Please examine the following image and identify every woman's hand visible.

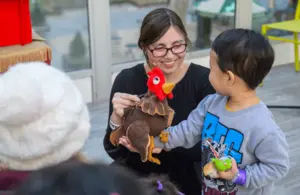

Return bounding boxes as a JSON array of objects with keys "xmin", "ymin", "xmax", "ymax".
[
  {"xmin": 119, "ymin": 136, "xmax": 138, "ymax": 152},
  {"xmin": 119, "ymin": 136, "xmax": 163, "ymax": 154},
  {"xmin": 110, "ymin": 92, "xmax": 140, "ymax": 124}
]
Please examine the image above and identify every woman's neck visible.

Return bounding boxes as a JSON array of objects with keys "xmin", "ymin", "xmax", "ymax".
[{"xmin": 164, "ymin": 71, "xmax": 180, "ymax": 83}]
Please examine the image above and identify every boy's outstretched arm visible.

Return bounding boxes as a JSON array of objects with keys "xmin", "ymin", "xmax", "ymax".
[
  {"xmin": 242, "ymin": 129, "xmax": 289, "ymax": 188},
  {"xmin": 154, "ymin": 94, "xmax": 214, "ymax": 150}
]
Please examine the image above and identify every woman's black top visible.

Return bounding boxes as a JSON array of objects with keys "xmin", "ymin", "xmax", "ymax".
[{"xmin": 103, "ymin": 63, "xmax": 215, "ymax": 195}]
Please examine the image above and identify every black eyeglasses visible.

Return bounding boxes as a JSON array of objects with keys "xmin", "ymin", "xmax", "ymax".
[{"xmin": 148, "ymin": 44, "xmax": 187, "ymax": 57}]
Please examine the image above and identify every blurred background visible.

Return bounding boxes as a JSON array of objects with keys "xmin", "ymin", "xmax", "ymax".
[
  {"xmin": 29, "ymin": 0, "xmax": 296, "ymax": 69},
  {"xmin": 29, "ymin": 0, "xmax": 298, "ymax": 103}
]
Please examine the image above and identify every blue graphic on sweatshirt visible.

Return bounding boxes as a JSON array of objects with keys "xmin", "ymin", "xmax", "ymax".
[
  {"xmin": 201, "ymin": 112, "xmax": 244, "ymax": 193},
  {"xmin": 203, "ymin": 112, "xmax": 244, "ymax": 163}
]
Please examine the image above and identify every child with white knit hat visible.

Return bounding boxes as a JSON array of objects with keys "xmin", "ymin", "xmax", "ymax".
[{"xmin": 0, "ymin": 61, "xmax": 91, "ymax": 190}]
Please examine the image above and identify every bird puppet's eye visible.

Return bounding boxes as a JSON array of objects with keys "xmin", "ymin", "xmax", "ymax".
[{"xmin": 153, "ymin": 76, "xmax": 160, "ymax": 85}]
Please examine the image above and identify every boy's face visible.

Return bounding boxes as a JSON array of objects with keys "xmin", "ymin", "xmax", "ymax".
[{"xmin": 209, "ymin": 50, "xmax": 231, "ymax": 96}]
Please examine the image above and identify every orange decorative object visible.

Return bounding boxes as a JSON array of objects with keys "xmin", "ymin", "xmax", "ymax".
[
  {"xmin": 0, "ymin": 32, "xmax": 52, "ymax": 73},
  {"xmin": 0, "ymin": 41, "xmax": 52, "ymax": 73},
  {"xmin": 0, "ymin": 0, "xmax": 32, "ymax": 47}
]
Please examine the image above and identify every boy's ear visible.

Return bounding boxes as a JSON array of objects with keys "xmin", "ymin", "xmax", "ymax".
[{"xmin": 226, "ymin": 71, "xmax": 235, "ymax": 86}]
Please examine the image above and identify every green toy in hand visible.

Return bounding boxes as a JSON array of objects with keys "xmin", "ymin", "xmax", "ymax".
[{"xmin": 211, "ymin": 157, "xmax": 232, "ymax": 171}]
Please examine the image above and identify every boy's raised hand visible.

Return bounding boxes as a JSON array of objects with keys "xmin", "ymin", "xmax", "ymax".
[{"xmin": 216, "ymin": 157, "xmax": 239, "ymax": 181}]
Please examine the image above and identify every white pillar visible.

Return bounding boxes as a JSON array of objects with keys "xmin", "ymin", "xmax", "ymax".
[
  {"xmin": 88, "ymin": 0, "xmax": 112, "ymax": 102},
  {"xmin": 269, "ymin": 0, "xmax": 275, "ymax": 9},
  {"xmin": 169, "ymin": 0, "xmax": 189, "ymax": 26},
  {"xmin": 235, "ymin": 0, "xmax": 252, "ymax": 29}
]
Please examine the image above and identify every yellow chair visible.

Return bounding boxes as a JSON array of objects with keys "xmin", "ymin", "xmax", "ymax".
[{"xmin": 261, "ymin": 0, "xmax": 300, "ymax": 72}]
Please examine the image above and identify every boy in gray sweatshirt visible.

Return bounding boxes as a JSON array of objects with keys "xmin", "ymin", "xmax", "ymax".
[{"xmin": 153, "ymin": 29, "xmax": 289, "ymax": 195}]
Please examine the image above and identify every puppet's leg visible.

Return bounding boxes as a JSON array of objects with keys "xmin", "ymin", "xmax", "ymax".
[
  {"xmin": 126, "ymin": 120, "xmax": 151, "ymax": 162},
  {"xmin": 126, "ymin": 121, "xmax": 161, "ymax": 165},
  {"xmin": 147, "ymin": 136, "xmax": 161, "ymax": 165},
  {"xmin": 159, "ymin": 131, "xmax": 169, "ymax": 143}
]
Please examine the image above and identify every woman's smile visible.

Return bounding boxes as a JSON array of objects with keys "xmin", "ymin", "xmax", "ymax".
[{"xmin": 161, "ymin": 60, "xmax": 177, "ymax": 68}]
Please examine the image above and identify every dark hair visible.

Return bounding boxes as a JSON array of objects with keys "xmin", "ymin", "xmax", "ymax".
[
  {"xmin": 15, "ymin": 161, "xmax": 144, "ymax": 195},
  {"xmin": 138, "ymin": 8, "xmax": 190, "ymax": 49},
  {"xmin": 211, "ymin": 28, "xmax": 274, "ymax": 89},
  {"xmin": 140, "ymin": 175, "xmax": 183, "ymax": 195}
]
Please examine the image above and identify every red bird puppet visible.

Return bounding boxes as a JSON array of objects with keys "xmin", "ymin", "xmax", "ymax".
[
  {"xmin": 147, "ymin": 67, "xmax": 174, "ymax": 101},
  {"xmin": 110, "ymin": 67, "xmax": 175, "ymax": 165}
]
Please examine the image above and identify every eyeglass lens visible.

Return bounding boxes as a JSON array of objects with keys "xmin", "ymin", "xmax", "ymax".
[{"xmin": 152, "ymin": 44, "xmax": 186, "ymax": 57}]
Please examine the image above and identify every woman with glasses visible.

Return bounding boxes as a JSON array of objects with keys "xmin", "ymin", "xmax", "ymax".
[{"xmin": 103, "ymin": 8, "xmax": 215, "ymax": 195}]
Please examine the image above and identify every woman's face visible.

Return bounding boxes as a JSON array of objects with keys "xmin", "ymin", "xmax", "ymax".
[{"xmin": 145, "ymin": 26, "xmax": 187, "ymax": 75}]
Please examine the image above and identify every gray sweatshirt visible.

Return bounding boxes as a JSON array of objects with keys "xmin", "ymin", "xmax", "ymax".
[{"xmin": 154, "ymin": 93, "xmax": 289, "ymax": 195}]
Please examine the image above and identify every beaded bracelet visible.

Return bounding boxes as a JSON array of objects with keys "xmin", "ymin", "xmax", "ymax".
[{"xmin": 109, "ymin": 119, "xmax": 120, "ymax": 130}]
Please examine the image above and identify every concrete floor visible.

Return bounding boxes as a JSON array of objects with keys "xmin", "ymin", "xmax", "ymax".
[{"xmin": 83, "ymin": 63, "xmax": 300, "ymax": 194}]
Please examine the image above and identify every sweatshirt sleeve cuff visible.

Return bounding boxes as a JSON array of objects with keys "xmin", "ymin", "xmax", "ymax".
[{"xmin": 154, "ymin": 136, "xmax": 166, "ymax": 149}]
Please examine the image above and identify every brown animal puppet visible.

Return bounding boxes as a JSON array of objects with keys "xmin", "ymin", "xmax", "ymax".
[{"xmin": 110, "ymin": 67, "xmax": 175, "ymax": 165}]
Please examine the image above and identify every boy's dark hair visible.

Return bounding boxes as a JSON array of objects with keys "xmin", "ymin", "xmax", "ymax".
[
  {"xmin": 140, "ymin": 174, "xmax": 183, "ymax": 195},
  {"xmin": 211, "ymin": 28, "xmax": 274, "ymax": 89},
  {"xmin": 15, "ymin": 161, "xmax": 144, "ymax": 195}
]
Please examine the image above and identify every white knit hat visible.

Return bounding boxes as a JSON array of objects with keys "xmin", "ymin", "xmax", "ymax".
[{"xmin": 0, "ymin": 61, "xmax": 91, "ymax": 170}]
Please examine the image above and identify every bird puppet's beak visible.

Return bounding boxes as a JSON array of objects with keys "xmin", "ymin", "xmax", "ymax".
[{"xmin": 162, "ymin": 82, "xmax": 175, "ymax": 94}]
